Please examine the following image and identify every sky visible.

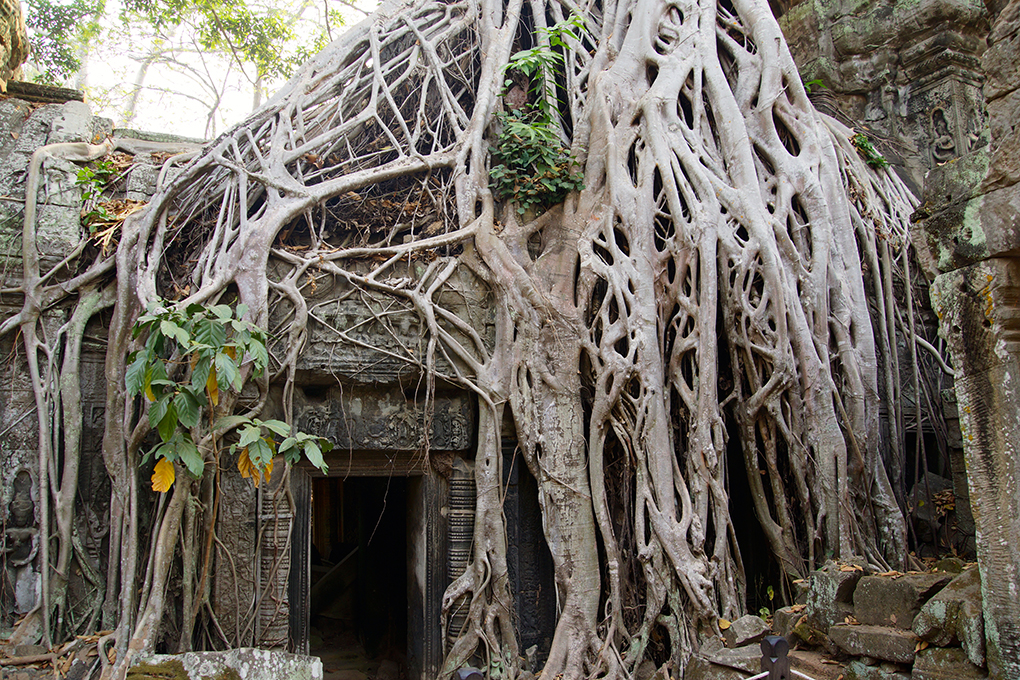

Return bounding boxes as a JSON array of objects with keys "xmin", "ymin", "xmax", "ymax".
[{"xmin": 41, "ymin": 0, "xmax": 376, "ymax": 140}]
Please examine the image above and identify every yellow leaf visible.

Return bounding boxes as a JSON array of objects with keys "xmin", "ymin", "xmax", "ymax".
[
  {"xmin": 206, "ymin": 364, "xmax": 219, "ymax": 406},
  {"xmin": 238, "ymin": 448, "xmax": 272, "ymax": 487},
  {"xmin": 915, "ymin": 640, "xmax": 929, "ymax": 652},
  {"xmin": 151, "ymin": 457, "xmax": 175, "ymax": 493},
  {"xmin": 144, "ymin": 382, "xmax": 155, "ymax": 402},
  {"xmin": 718, "ymin": 618, "xmax": 731, "ymax": 630},
  {"xmin": 238, "ymin": 447, "xmax": 255, "ymax": 480},
  {"xmin": 225, "ymin": 345, "xmax": 236, "ymax": 360}
]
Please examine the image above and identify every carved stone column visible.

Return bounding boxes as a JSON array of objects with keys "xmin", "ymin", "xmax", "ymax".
[{"xmin": 913, "ymin": 1, "xmax": 1020, "ymax": 675}]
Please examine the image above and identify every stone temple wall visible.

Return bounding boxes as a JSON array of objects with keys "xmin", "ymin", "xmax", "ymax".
[
  {"xmin": 778, "ymin": 0, "xmax": 989, "ymax": 194},
  {"xmin": 0, "ymin": 98, "xmax": 196, "ymax": 632}
]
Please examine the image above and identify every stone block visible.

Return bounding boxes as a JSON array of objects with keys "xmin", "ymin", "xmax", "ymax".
[
  {"xmin": 722, "ymin": 614, "xmax": 768, "ymax": 648},
  {"xmin": 984, "ymin": 114, "xmax": 1020, "ymax": 192},
  {"xmin": 913, "ymin": 152, "xmax": 1020, "ymax": 272},
  {"xmin": 842, "ymin": 659, "xmax": 910, "ymax": 680},
  {"xmin": 983, "ymin": 2, "xmax": 1020, "ymax": 100},
  {"xmin": 987, "ymin": 87, "xmax": 1020, "ymax": 145},
  {"xmin": 131, "ymin": 648, "xmax": 322, "ymax": 680},
  {"xmin": 913, "ymin": 566, "xmax": 985, "ymax": 666},
  {"xmin": 772, "ymin": 605, "xmax": 806, "ymax": 637},
  {"xmin": 852, "ymin": 573, "xmax": 951, "ymax": 629},
  {"xmin": 806, "ymin": 559, "xmax": 867, "ymax": 631},
  {"xmin": 912, "ymin": 646, "xmax": 988, "ymax": 679},
  {"xmin": 38, "ymin": 155, "xmax": 83, "ymax": 208},
  {"xmin": 826, "ymin": 624, "xmax": 917, "ymax": 664},
  {"xmin": 933, "ymin": 556, "xmax": 965, "ymax": 573},
  {"xmin": 33, "ymin": 204, "xmax": 81, "ymax": 257},
  {"xmin": 125, "ymin": 162, "xmax": 159, "ymax": 202},
  {"xmin": 48, "ymin": 101, "xmax": 93, "ymax": 145},
  {"xmin": 11, "ymin": 105, "xmax": 59, "ymax": 156}
]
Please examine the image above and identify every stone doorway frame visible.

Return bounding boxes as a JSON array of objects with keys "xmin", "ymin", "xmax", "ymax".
[{"xmin": 291, "ymin": 451, "xmax": 448, "ymax": 680}]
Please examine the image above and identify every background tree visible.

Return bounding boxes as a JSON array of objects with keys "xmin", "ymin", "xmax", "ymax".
[
  {"xmin": 22, "ymin": 0, "xmax": 352, "ymax": 136},
  {"xmin": 3, "ymin": 0, "xmax": 935, "ymax": 678}
]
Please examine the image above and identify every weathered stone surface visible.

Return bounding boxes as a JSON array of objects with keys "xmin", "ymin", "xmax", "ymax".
[
  {"xmin": 852, "ymin": 573, "xmax": 951, "ymax": 629},
  {"xmin": 826, "ymin": 624, "xmax": 917, "ymax": 664},
  {"xmin": 983, "ymin": 0, "xmax": 1020, "ymax": 99},
  {"xmin": 933, "ymin": 556, "xmax": 965, "ymax": 573},
  {"xmin": 48, "ymin": 101, "xmax": 94, "ymax": 145},
  {"xmin": 913, "ymin": 566, "xmax": 985, "ymax": 666},
  {"xmin": 928, "ymin": 257, "xmax": 1020, "ymax": 678},
  {"xmin": 842, "ymin": 659, "xmax": 910, "ymax": 680},
  {"xmin": 912, "ymin": 646, "xmax": 988, "ymax": 680},
  {"xmin": 771, "ymin": 605, "xmax": 806, "ymax": 637},
  {"xmin": 806, "ymin": 560, "xmax": 867, "ymax": 631},
  {"xmin": 722, "ymin": 614, "xmax": 768, "ymax": 648},
  {"xmin": 684, "ymin": 643, "xmax": 759, "ymax": 679},
  {"xmin": 296, "ymin": 386, "xmax": 473, "ymax": 452},
  {"xmin": 132, "ymin": 648, "xmax": 323, "ymax": 680}
]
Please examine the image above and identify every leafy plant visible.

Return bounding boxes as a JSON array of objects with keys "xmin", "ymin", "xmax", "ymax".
[
  {"xmin": 852, "ymin": 133, "xmax": 890, "ymax": 170},
  {"xmin": 76, "ymin": 158, "xmax": 118, "ymax": 233},
  {"xmin": 126, "ymin": 300, "xmax": 330, "ymax": 492},
  {"xmin": 490, "ymin": 110, "xmax": 584, "ymax": 216},
  {"xmin": 803, "ymin": 79, "xmax": 825, "ymax": 94},
  {"xmin": 490, "ymin": 15, "xmax": 586, "ymax": 215}
]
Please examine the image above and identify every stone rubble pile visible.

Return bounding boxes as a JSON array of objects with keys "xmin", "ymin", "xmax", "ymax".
[{"xmin": 684, "ymin": 558, "xmax": 988, "ymax": 680}]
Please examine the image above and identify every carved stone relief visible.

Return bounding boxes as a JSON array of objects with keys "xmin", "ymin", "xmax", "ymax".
[{"xmin": 295, "ymin": 386, "xmax": 474, "ymax": 452}]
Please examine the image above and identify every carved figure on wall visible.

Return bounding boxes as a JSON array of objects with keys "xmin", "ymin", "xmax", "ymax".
[
  {"xmin": 4, "ymin": 470, "xmax": 38, "ymax": 566},
  {"xmin": 931, "ymin": 107, "xmax": 957, "ymax": 163}
]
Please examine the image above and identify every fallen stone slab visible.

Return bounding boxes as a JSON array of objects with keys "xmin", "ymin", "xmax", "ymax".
[
  {"xmin": 682, "ymin": 655, "xmax": 753, "ymax": 680},
  {"xmin": 683, "ymin": 642, "xmax": 758, "ymax": 680},
  {"xmin": 827, "ymin": 624, "xmax": 917, "ymax": 664},
  {"xmin": 722, "ymin": 615, "xmax": 768, "ymax": 648},
  {"xmin": 787, "ymin": 650, "xmax": 845, "ymax": 680},
  {"xmin": 913, "ymin": 566, "xmax": 985, "ymax": 667},
  {"xmin": 912, "ymin": 646, "xmax": 988, "ymax": 680},
  {"xmin": 129, "ymin": 648, "xmax": 323, "ymax": 680},
  {"xmin": 842, "ymin": 659, "xmax": 911, "ymax": 680},
  {"xmin": 853, "ymin": 573, "xmax": 951, "ymax": 629}
]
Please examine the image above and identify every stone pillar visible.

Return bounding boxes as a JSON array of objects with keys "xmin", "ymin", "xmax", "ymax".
[{"xmin": 913, "ymin": 1, "xmax": 1020, "ymax": 676}]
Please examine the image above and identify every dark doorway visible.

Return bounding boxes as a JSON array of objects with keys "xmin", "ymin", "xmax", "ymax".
[{"xmin": 309, "ymin": 476, "xmax": 408, "ymax": 678}]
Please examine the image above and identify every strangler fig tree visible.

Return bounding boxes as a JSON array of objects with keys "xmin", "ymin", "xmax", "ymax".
[{"xmin": 4, "ymin": 0, "xmax": 934, "ymax": 677}]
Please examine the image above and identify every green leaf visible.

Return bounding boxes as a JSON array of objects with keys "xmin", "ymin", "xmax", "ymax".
[
  {"xmin": 177, "ymin": 436, "xmax": 205, "ymax": 478},
  {"xmin": 248, "ymin": 436, "xmax": 275, "ymax": 467},
  {"xmin": 126, "ymin": 350, "xmax": 149, "ymax": 395},
  {"xmin": 248, "ymin": 339, "xmax": 269, "ymax": 371},
  {"xmin": 302, "ymin": 439, "xmax": 327, "ymax": 473},
  {"xmin": 209, "ymin": 304, "xmax": 233, "ymax": 320},
  {"xmin": 238, "ymin": 424, "xmax": 262, "ymax": 448},
  {"xmin": 194, "ymin": 317, "xmax": 227, "ymax": 348},
  {"xmin": 215, "ymin": 351, "xmax": 240, "ymax": 391},
  {"xmin": 160, "ymin": 319, "xmax": 190, "ymax": 346},
  {"xmin": 214, "ymin": 415, "xmax": 251, "ymax": 431},
  {"xmin": 261, "ymin": 419, "xmax": 291, "ymax": 436},
  {"xmin": 191, "ymin": 353, "xmax": 213, "ymax": 392},
  {"xmin": 157, "ymin": 401, "xmax": 179, "ymax": 442},
  {"xmin": 149, "ymin": 392, "xmax": 173, "ymax": 428},
  {"xmin": 174, "ymin": 390, "xmax": 202, "ymax": 429}
]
